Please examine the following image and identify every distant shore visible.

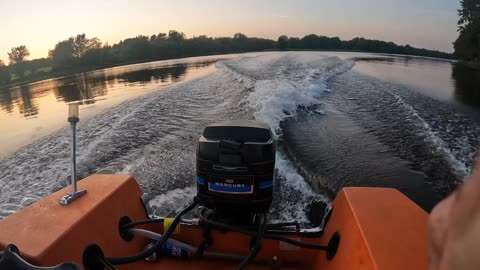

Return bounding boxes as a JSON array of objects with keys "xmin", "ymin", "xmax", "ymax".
[{"xmin": 0, "ymin": 49, "xmax": 456, "ymax": 91}]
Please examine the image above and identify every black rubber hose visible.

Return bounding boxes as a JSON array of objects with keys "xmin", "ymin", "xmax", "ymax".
[
  {"xmin": 123, "ymin": 219, "xmax": 298, "ymax": 232},
  {"xmin": 107, "ymin": 200, "xmax": 198, "ymax": 265},
  {"xmin": 96, "ymin": 253, "xmax": 117, "ymax": 270},
  {"xmin": 266, "ymin": 222, "xmax": 300, "ymax": 230},
  {"xmin": 264, "ymin": 233, "xmax": 328, "ymax": 250},
  {"xmin": 120, "ymin": 218, "xmax": 165, "ymax": 230},
  {"xmin": 261, "ymin": 229, "xmax": 322, "ymax": 237},
  {"xmin": 235, "ymin": 213, "xmax": 267, "ymax": 270},
  {"xmin": 198, "ymin": 208, "xmax": 328, "ymax": 251},
  {"xmin": 122, "ymin": 219, "xmax": 305, "ymax": 238},
  {"xmin": 243, "ymin": 221, "xmax": 300, "ymax": 231}
]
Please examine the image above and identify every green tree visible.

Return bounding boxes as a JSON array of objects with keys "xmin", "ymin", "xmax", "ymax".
[
  {"xmin": 0, "ymin": 59, "xmax": 10, "ymax": 84},
  {"xmin": 49, "ymin": 39, "xmax": 75, "ymax": 69},
  {"xmin": 8, "ymin": 45, "xmax": 30, "ymax": 65},
  {"xmin": 49, "ymin": 34, "xmax": 101, "ymax": 69},
  {"xmin": 168, "ymin": 30, "xmax": 186, "ymax": 42},
  {"xmin": 288, "ymin": 37, "xmax": 302, "ymax": 49},
  {"xmin": 454, "ymin": 21, "xmax": 480, "ymax": 61},
  {"xmin": 157, "ymin": 33, "xmax": 167, "ymax": 40},
  {"xmin": 26, "ymin": 58, "xmax": 51, "ymax": 75},
  {"xmin": 454, "ymin": 0, "xmax": 480, "ymax": 61},
  {"xmin": 73, "ymin": 34, "xmax": 101, "ymax": 57},
  {"xmin": 277, "ymin": 35, "xmax": 289, "ymax": 50},
  {"xmin": 458, "ymin": 0, "xmax": 480, "ymax": 31},
  {"xmin": 234, "ymin": 33, "xmax": 247, "ymax": 40},
  {"xmin": 8, "ymin": 45, "xmax": 30, "ymax": 77}
]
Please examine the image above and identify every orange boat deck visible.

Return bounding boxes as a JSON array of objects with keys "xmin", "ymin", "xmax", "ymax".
[{"xmin": 0, "ymin": 174, "xmax": 429, "ymax": 269}]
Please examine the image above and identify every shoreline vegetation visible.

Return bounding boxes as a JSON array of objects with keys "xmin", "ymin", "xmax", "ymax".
[
  {"xmin": 0, "ymin": 31, "xmax": 454, "ymax": 89},
  {"xmin": 458, "ymin": 61, "xmax": 480, "ymax": 70},
  {"xmin": 453, "ymin": 1, "xmax": 480, "ymax": 65}
]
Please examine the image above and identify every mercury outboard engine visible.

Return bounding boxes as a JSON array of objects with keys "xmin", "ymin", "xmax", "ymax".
[
  {"xmin": 80, "ymin": 121, "xmax": 337, "ymax": 270},
  {"xmin": 196, "ymin": 120, "xmax": 276, "ymax": 217}
]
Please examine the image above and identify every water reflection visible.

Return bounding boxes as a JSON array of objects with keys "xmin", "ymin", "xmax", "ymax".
[
  {"xmin": 0, "ymin": 88, "xmax": 14, "ymax": 113},
  {"xmin": 451, "ymin": 62, "xmax": 480, "ymax": 107},
  {"xmin": 353, "ymin": 55, "xmax": 447, "ymax": 66},
  {"xmin": 18, "ymin": 85, "xmax": 39, "ymax": 118},
  {"xmin": 353, "ymin": 56, "xmax": 396, "ymax": 63},
  {"xmin": 0, "ymin": 61, "xmax": 213, "ymax": 118},
  {"xmin": 54, "ymin": 72, "xmax": 108, "ymax": 104},
  {"xmin": 113, "ymin": 64, "xmax": 188, "ymax": 84}
]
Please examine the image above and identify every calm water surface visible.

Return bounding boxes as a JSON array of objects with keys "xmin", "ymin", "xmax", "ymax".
[
  {"xmin": 354, "ymin": 55, "xmax": 480, "ymax": 111},
  {"xmin": 0, "ymin": 56, "xmax": 232, "ymax": 157}
]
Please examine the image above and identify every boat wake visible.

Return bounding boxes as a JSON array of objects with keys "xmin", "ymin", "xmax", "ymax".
[
  {"xmin": 327, "ymin": 71, "xmax": 479, "ymax": 197},
  {"xmin": 3, "ymin": 52, "xmax": 474, "ymax": 219},
  {"xmin": 0, "ymin": 52, "xmax": 354, "ymax": 224}
]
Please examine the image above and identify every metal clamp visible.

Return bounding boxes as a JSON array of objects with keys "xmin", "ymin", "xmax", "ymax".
[{"xmin": 60, "ymin": 189, "xmax": 87, "ymax": 205}]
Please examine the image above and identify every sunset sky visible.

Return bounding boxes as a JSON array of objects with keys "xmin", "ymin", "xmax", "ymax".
[{"xmin": 2, "ymin": 0, "xmax": 459, "ymax": 63}]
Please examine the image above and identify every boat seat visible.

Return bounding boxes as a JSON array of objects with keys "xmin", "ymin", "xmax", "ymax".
[{"xmin": 0, "ymin": 245, "xmax": 81, "ymax": 270}]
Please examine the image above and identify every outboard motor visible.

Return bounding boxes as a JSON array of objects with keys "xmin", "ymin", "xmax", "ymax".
[{"xmin": 196, "ymin": 120, "xmax": 276, "ymax": 215}]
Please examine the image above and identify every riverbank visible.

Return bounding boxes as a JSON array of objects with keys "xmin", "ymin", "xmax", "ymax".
[
  {"xmin": 0, "ymin": 49, "xmax": 455, "ymax": 91},
  {"xmin": 458, "ymin": 60, "xmax": 480, "ymax": 69},
  {"xmin": 0, "ymin": 56, "xmax": 193, "ymax": 91}
]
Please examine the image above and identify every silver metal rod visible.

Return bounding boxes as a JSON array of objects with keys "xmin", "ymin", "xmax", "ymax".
[
  {"xmin": 60, "ymin": 116, "xmax": 86, "ymax": 205},
  {"xmin": 70, "ymin": 122, "xmax": 77, "ymax": 193}
]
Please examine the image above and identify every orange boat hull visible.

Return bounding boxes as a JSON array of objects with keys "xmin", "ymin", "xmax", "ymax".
[{"xmin": 0, "ymin": 174, "xmax": 429, "ymax": 269}]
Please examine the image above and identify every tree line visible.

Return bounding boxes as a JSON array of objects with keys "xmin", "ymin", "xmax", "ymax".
[
  {"xmin": 0, "ymin": 30, "xmax": 454, "ymax": 87},
  {"xmin": 276, "ymin": 35, "xmax": 452, "ymax": 58},
  {"xmin": 454, "ymin": 0, "xmax": 480, "ymax": 62}
]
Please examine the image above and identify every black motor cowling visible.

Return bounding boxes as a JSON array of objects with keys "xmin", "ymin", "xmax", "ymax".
[{"xmin": 196, "ymin": 120, "xmax": 276, "ymax": 213}]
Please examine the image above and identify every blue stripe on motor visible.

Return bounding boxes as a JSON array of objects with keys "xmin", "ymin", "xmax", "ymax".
[
  {"xmin": 196, "ymin": 176, "xmax": 205, "ymax": 185},
  {"xmin": 209, "ymin": 183, "xmax": 252, "ymax": 193},
  {"xmin": 259, "ymin": 180, "xmax": 273, "ymax": 189}
]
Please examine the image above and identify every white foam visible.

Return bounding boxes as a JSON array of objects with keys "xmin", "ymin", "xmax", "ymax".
[
  {"xmin": 216, "ymin": 53, "xmax": 352, "ymax": 224},
  {"xmin": 148, "ymin": 186, "xmax": 196, "ymax": 217},
  {"xmin": 390, "ymin": 93, "xmax": 470, "ymax": 180},
  {"xmin": 270, "ymin": 152, "xmax": 331, "ymax": 225},
  {"xmin": 244, "ymin": 56, "xmax": 354, "ymax": 136},
  {"xmin": 275, "ymin": 152, "xmax": 318, "ymax": 196}
]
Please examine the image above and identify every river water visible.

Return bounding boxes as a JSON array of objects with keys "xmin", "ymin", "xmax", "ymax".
[{"xmin": 1, "ymin": 52, "xmax": 479, "ymax": 222}]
